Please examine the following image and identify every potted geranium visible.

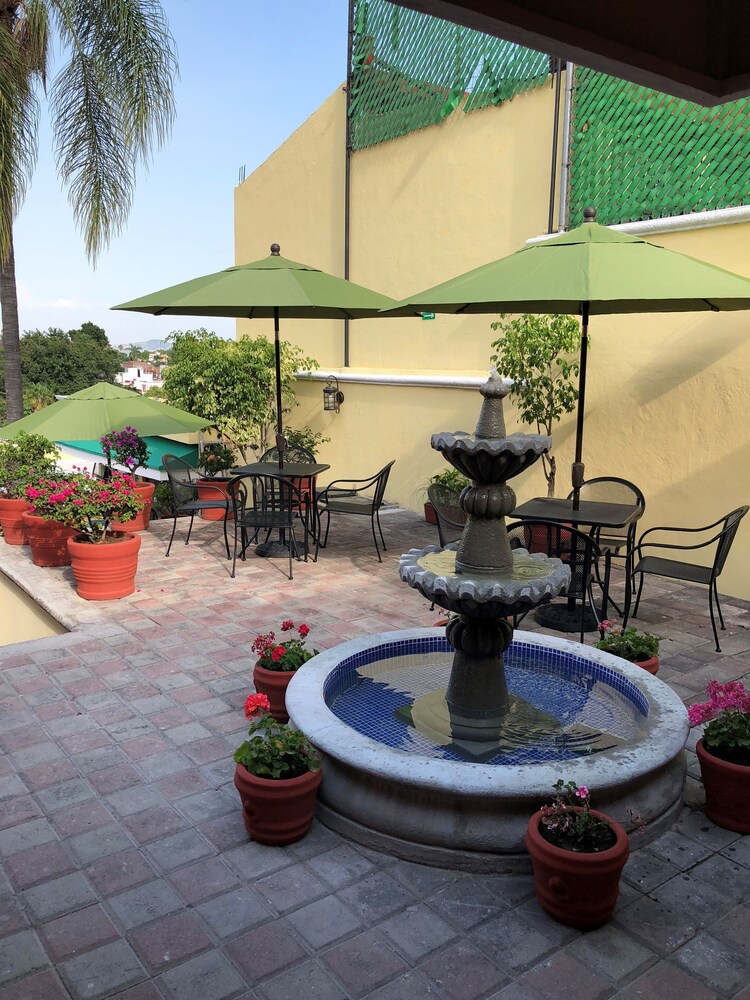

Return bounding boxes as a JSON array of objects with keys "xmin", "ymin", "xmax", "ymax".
[
  {"xmin": 595, "ymin": 620, "xmax": 660, "ymax": 674},
  {"xmin": 22, "ymin": 475, "xmax": 81, "ymax": 566},
  {"xmin": 525, "ymin": 780, "xmax": 631, "ymax": 930},
  {"xmin": 233, "ymin": 692, "xmax": 322, "ymax": 845},
  {"xmin": 690, "ymin": 679, "xmax": 750, "ymax": 833},
  {"xmin": 197, "ymin": 442, "xmax": 236, "ymax": 521},
  {"xmin": 0, "ymin": 433, "xmax": 60, "ymax": 546},
  {"xmin": 26, "ymin": 472, "xmax": 144, "ymax": 598},
  {"xmin": 251, "ymin": 620, "xmax": 317, "ymax": 722},
  {"xmin": 100, "ymin": 426, "xmax": 154, "ymax": 532}
]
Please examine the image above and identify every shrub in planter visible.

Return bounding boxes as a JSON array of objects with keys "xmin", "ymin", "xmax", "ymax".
[
  {"xmin": 251, "ymin": 620, "xmax": 317, "ymax": 722},
  {"xmin": 689, "ymin": 680, "xmax": 750, "ymax": 833},
  {"xmin": 100, "ymin": 427, "xmax": 154, "ymax": 532},
  {"xmin": 595, "ymin": 620, "xmax": 660, "ymax": 674},
  {"xmin": 233, "ymin": 693, "xmax": 322, "ymax": 845},
  {"xmin": 197, "ymin": 443, "xmax": 236, "ymax": 520},
  {"xmin": 0, "ymin": 433, "xmax": 60, "ymax": 545}
]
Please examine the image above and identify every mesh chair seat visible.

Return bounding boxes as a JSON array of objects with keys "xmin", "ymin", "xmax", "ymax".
[
  {"xmin": 317, "ymin": 461, "xmax": 395, "ymax": 562},
  {"xmin": 228, "ymin": 473, "xmax": 311, "ymax": 580},
  {"xmin": 321, "ymin": 494, "xmax": 378, "ymax": 515},
  {"xmin": 634, "ymin": 555, "xmax": 713, "ymax": 586}
]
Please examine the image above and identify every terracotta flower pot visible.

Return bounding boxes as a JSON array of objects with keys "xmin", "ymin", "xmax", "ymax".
[
  {"xmin": 696, "ymin": 738, "xmax": 750, "ymax": 833},
  {"xmin": 525, "ymin": 808, "xmax": 630, "ymax": 930},
  {"xmin": 0, "ymin": 498, "xmax": 32, "ymax": 545},
  {"xmin": 633, "ymin": 655, "xmax": 659, "ymax": 675},
  {"xmin": 67, "ymin": 532, "xmax": 141, "ymax": 601},
  {"xmin": 22, "ymin": 512, "xmax": 76, "ymax": 566},
  {"xmin": 196, "ymin": 478, "xmax": 232, "ymax": 521},
  {"xmin": 110, "ymin": 482, "xmax": 154, "ymax": 533},
  {"xmin": 424, "ymin": 501, "xmax": 437, "ymax": 525},
  {"xmin": 252, "ymin": 663, "xmax": 296, "ymax": 723},
  {"xmin": 234, "ymin": 762, "xmax": 322, "ymax": 845}
]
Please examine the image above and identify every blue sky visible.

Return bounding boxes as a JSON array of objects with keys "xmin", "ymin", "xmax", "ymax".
[{"xmin": 13, "ymin": 0, "xmax": 347, "ymax": 347}]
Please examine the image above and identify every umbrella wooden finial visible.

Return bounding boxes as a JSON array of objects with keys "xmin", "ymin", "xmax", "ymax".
[
  {"xmin": 270, "ymin": 243, "xmax": 281, "ymax": 256},
  {"xmin": 583, "ymin": 206, "xmax": 597, "ymax": 222}
]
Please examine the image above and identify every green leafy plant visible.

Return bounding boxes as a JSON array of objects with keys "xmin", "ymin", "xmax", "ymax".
[
  {"xmin": 490, "ymin": 313, "xmax": 580, "ymax": 497},
  {"xmin": 0, "ymin": 433, "xmax": 60, "ymax": 499},
  {"xmin": 595, "ymin": 621, "xmax": 660, "ymax": 662},
  {"xmin": 688, "ymin": 680, "xmax": 750, "ymax": 766},
  {"xmin": 100, "ymin": 426, "xmax": 149, "ymax": 476},
  {"xmin": 251, "ymin": 620, "xmax": 316, "ymax": 673},
  {"xmin": 539, "ymin": 780, "xmax": 618, "ymax": 853},
  {"xmin": 234, "ymin": 693, "xmax": 321, "ymax": 779},
  {"xmin": 25, "ymin": 472, "xmax": 144, "ymax": 543},
  {"xmin": 199, "ymin": 442, "xmax": 236, "ymax": 479},
  {"xmin": 286, "ymin": 426, "xmax": 329, "ymax": 458},
  {"xmin": 429, "ymin": 468, "xmax": 471, "ymax": 493},
  {"xmin": 151, "ymin": 481, "xmax": 175, "ymax": 519}
]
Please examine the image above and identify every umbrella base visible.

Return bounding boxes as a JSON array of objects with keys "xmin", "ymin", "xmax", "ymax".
[
  {"xmin": 533, "ymin": 602, "xmax": 599, "ymax": 634},
  {"xmin": 255, "ymin": 538, "xmax": 292, "ymax": 558}
]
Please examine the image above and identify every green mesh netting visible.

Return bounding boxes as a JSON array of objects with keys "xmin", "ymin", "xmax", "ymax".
[
  {"xmin": 569, "ymin": 68, "xmax": 750, "ymax": 226},
  {"xmin": 349, "ymin": 0, "xmax": 550, "ymax": 151}
]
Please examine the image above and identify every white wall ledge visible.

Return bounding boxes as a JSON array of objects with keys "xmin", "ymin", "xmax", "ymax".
[
  {"xmin": 528, "ymin": 204, "xmax": 750, "ymax": 244},
  {"xmin": 295, "ymin": 371, "xmax": 501, "ymax": 390}
]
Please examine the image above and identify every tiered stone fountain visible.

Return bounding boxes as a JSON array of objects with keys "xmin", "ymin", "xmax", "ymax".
[{"xmin": 287, "ymin": 375, "xmax": 688, "ymax": 870}]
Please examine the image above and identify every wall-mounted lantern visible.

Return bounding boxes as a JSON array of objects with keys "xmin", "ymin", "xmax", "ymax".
[{"xmin": 323, "ymin": 376, "xmax": 345, "ymax": 413}]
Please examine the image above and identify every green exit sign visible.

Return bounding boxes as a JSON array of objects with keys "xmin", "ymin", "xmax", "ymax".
[{"xmin": 421, "ymin": 311, "xmax": 436, "ymax": 320}]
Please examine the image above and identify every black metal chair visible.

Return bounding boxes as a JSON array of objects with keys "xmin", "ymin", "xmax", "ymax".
[
  {"xmin": 227, "ymin": 473, "xmax": 311, "ymax": 580},
  {"xmin": 259, "ymin": 444, "xmax": 316, "ymax": 463},
  {"xmin": 628, "ymin": 505, "xmax": 748, "ymax": 652},
  {"xmin": 162, "ymin": 454, "xmax": 231, "ymax": 559},
  {"xmin": 316, "ymin": 460, "xmax": 395, "ymax": 562},
  {"xmin": 566, "ymin": 476, "xmax": 645, "ymax": 615},
  {"xmin": 427, "ymin": 483, "xmax": 465, "ymax": 546},
  {"xmin": 506, "ymin": 518, "xmax": 606, "ymax": 643}
]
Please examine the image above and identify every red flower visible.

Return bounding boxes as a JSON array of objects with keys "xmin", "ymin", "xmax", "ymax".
[
  {"xmin": 298, "ymin": 624, "xmax": 310, "ymax": 638},
  {"xmin": 244, "ymin": 693, "xmax": 271, "ymax": 719},
  {"xmin": 280, "ymin": 619, "xmax": 294, "ymax": 631},
  {"xmin": 271, "ymin": 645, "xmax": 287, "ymax": 662}
]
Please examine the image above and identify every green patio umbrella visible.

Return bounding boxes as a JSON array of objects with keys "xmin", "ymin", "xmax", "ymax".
[
  {"xmin": 0, "ymin": 381, "xmax": 210, "ymax": 440},
  {"xmin": 113, "ymin": 244, "xmax": 398, "ymax": 467},
  {"xmin": 384, "ymin": 208, "xmax": 750, "ymax": 503}
]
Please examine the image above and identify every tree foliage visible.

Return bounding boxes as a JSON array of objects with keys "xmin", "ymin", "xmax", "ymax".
[
  {"xmin": 490, "ymin": 314, "xmax": 580, "ymax": 497},
  {"xmin": 162, "ymin": 329, "xmax": 319, "ymax": 461}
]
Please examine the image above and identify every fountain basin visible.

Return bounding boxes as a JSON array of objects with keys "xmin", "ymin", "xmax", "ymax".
[{"xmin": 287, "ymin": 628, "xmax": 689, "ymax": 872}]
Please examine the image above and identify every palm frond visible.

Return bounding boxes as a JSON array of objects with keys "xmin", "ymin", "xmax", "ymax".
[{"xmin": 48, "ymin": 0, "xmax": 178, "ymax": 261}]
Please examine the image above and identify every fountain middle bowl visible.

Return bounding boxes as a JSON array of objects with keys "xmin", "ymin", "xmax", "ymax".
[{"xmin": 287, "ymin": 628, "xmax": 689, "ymax": 872}]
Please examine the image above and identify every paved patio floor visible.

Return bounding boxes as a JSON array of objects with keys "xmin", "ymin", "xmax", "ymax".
[{"xmin": 1, "ymin": 509, "xmax": 749, "ymax": 1000}]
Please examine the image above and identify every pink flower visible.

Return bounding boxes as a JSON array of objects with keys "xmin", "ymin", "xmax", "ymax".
[
  {"xmin": 280, "ymin": 620, "xmax": 294, "ymax": 631},
  {"xmin": 244, "ymin": 692, "xmax": 271, "ymax": 719},
  {"xmin": 73, "ymin": 499, "xmax": 85, "ymax": 506},
  {"xmin": 575, "ymin": 785, "xmax": 589, "ymax": 798}
]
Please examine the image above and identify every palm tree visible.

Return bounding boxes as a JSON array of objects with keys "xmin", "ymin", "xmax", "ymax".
[{"xmin": 0, "ymin": 1, "xmax": 177, "ymax": 423}]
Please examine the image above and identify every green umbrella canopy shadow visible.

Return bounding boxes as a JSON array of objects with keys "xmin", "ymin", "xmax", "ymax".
[
  {"xmin": 0, "ymin": 381, "xmax": 211, "ymax": 441},
  {"xmin": 382, "ymin": 209, "xmax": 750, "ymax": 499}
]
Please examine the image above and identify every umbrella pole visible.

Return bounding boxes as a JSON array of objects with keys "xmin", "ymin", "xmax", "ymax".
[
  {"xmin": 273, "ymin": 306, "xmax": 284, "ymax": 470},
  {"xmin": 571, "ymin": 302, "xmax": 590, "ymax": 510}
]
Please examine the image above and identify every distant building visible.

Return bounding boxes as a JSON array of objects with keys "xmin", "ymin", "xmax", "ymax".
[{"xmin": 115, "ymin": 363, "xmax": 164, "ymax": 394}]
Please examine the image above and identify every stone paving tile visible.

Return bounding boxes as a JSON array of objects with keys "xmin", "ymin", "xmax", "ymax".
[
  {"xmin": 254, "ymin": 862, "xmax": 329, "ymax": 915},
  {"xmin": 59, "ymin": 939, "xmax": 148, "ymax": 1000},
  {"xmin": 167, "ymin": 856, "xmax": 239, "ymax": 905},
  {"xmin": 257, "ymin": 959, "xmax": 348, "ymax": 1000},
  {"xmin": 285, "ymin": 894, "xmax": 363, "ymax": 950},
  {"xmin": 195, "ymin": 886, "xmax": 272, "ymax": 941},
  {"xmin": 225, "ymin": 921, "xmax": 308, "ymax": 984},
  {"xmin": 0, "ymin": 928, "xmax": 49, "ymax": 984},
  {"xmin": 614, "ymin": 960, "xmax": 720, "ymax": 999},
  {"xmin": 108, "ymin": 879, "xmax": 183, "ymax": 931},
  {"xmin": 39, "ymin": 903, "xmax": 120, "ymax": 962},
  {"xmin": 128, "ymin": 910, "xmax": 213, "ymax": 972},
  {"xmin": 21, "ymin": 871, "xmax": 99, "ymax": 922},
  {"xmin": 4, "ymin": 840, "xmax": 76, "ymax": 890},
  {"xmin": 85, "ymin": 849, "xmax": 157, "ymax": 897},
  {"xmin": 0, "ymin": 968, "xmax": 72, "ymax": 1000},
  {"xmin": 420, "ymin": 939, "xmax": 509, "ymax": 1000},
  {"xmin": 322, "ymin": 929, "xmax": 409, "ymax": 998},
  {"xmin": 336, "ymin": 869, "xmax": 417, "ymax": 924},
  {"xmin": 672, "ymin": 929, "xmax": 750, "ymax": 994},
  {"xmin": 157, "ymin": 950, "xmax": 248, "ymax": 1000}
]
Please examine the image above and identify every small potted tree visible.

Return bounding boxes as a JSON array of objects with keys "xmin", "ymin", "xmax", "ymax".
[
  {"xmin": 0, "ymin": 433, "xmax": 60, "ymax": 545},
  {"xmin": 690, "ymin": 680, "xmax": 750, "ymax": 833},
  {"xmin": 196, "ymin": 442, "xmax": 236, "ymax": 520},
  {"xmin": 251, "ymin": 620, "xmax": 317, "ymax": 722},
  {"xmin": 100, "ymin": 426, "xmax": 154, "ymax": 532},
  {"xmin": 233, "ymin": 692, "xmax": 322, "ymax": 845},
  {"xmin": 525, "ymin": 780, "xmax": 631, "ymax": 930},
  {"xmin": 595, "ymin": 620, "xmax": 661, "ymax": 674}
]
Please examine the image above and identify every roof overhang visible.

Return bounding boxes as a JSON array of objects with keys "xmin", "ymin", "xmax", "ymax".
[{"xmin": 391, "ymin": 0, "xmax": 750, "ymax": 104}]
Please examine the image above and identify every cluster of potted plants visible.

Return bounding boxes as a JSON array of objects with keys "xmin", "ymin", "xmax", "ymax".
[
  {"xmin": 100, "ymin": 426, "xmax": 154, "ymax": 532},
  {"xmin": 251, "ymin": 619, "xmax": 317, "ymax": 722},
  {"xmin": 0, "ymin": 433, "xmax": 61, "ymax": 545},
  {"xmin": 24, "ymin": 471, "xmax": 145, "ymax": 599},
  {"xmin": 595, "ymin": 620, "xmax": 661, "ymax": 674}
]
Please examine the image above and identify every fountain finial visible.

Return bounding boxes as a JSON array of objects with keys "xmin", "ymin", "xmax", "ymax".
[{"xmin": 474, "ymin": 369, "xmax": 508, "ymax": 439}]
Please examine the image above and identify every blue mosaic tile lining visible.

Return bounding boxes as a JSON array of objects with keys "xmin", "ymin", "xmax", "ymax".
[{"xmin": 325, "ymin": 637, "xmax": 649, "ymax": 766}]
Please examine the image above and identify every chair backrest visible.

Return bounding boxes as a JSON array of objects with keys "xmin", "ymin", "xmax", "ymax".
[
  {"xmin": 505, "ymin": 519, "xmax": 602, "ymax": 597},
  {"xmin": 372, "ymin": 461, "xmax": 395, "ymax": 510},
  {"xmin": 566, "ymin": 476, "xmax": 645, "ymax": 540},
  {"xmin": 427, "ymin": 483, "xmax": 464, "ymax": 547},
  {"xmin": 714, "ymin": 505, "xmax": 749, "ymax": 576},
  {"xmin": 259, "ymin": 444, "xmax": 316, "ymax": 464},
  {"xmin": 228, "ymin": 473, "xmax": 307, "ymax": 526},
  {"xmin": 162, "ymin": 453, "xmax": 200, "ymax": 508}
]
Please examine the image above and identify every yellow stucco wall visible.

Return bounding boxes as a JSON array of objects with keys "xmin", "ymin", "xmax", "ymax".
[
  {"xmin": 235, "ymin": 82, "xmax": 750, "ymax": 600},
  {"xmin": 0, "ymin": 572, "xmax": 66, "ymax": 646}
]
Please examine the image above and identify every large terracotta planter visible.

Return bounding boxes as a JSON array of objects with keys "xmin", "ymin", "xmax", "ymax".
[
  {"xmin": 525, "ymin": 808, "xmax": 630, "ymax": 930},
  {"xmin": 0, "ymin": 498, "xmax": 32, "ymax": 545},
  {"xmin": 424, "ymin": 502, "xmax": 437, "ymax": 525},
  {"xmin": 22, "ymin": 512, "xmax": 76, "ymax": 566},
  {"xmin": 67, "ymin": 532, "xmax": 141, "ymax": 601},
  {"xmin": 196, "ymin": 478, "xmax": 232, "ymax": 521},
  {"xmin": 234, "ymin": 763, "xmax": 322, "ymax": 845},
  {"xmin": 696, "ymin": 738, "xmax": 750, "ymax": 833},
  {"xmin": 110, "ymin": 482, "xmax": 154, "ymax": 533},
  {"xmin": 252, "ymin": 663, "xmax": 296, "ymax": 723},
  {"xmin": 633, "ymin": 655, "xmax": 659, "ymax": 675}
]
